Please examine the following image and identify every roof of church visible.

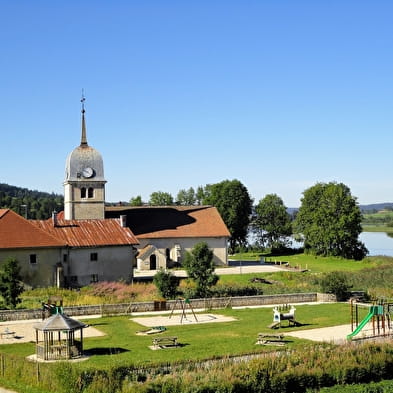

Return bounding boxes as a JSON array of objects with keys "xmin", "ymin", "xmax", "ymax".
[
  {"xmin": 64, "ymin": 100, "xmax": 105, "ymax": 183},
  {"xmin": 32, "ymin": 217, "xmax": 139, "ymax": 247},
  {"xmin": 0, "ymin": 209, "xmax": 66, "ymax": 249},
  {"xmin": 105, "ymin": 205, "xmax": 231, "ymax": 239}
]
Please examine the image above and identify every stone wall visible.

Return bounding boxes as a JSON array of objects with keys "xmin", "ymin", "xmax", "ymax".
[{"xmin": 0, "ymin": 293, "xmax": 323, "ymax": 321}]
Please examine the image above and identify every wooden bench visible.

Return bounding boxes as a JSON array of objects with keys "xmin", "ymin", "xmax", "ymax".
[
  {"xmin": 0, "ymin": 328, "xmax": 15, "ymax": 339},
  {"xmin": 152, "ymin": 336, "xmax": 178, "ymax": 348},
  {"xmin": 256, "ymin": 333, "xmax": 285, "ymax": 346}
]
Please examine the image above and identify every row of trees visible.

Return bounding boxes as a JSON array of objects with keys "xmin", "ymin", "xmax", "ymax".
[
  {"xmin": 0, "ymin": 183, "xmax": 63, "ymax": 219},
  {"xmin": 132, "ymin": 180, "xmax": 367, "ymax": 260},
  {"xmin": 1, "ymin": 179, "xmax": 367, "ymax": 261}
]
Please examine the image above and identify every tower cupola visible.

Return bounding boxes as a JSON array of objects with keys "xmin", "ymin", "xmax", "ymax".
[{"xmin": 63, "ymin": 95, "xmax": 107, "ymax": 220}]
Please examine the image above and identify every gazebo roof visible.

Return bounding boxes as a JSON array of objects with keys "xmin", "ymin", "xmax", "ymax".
[{"xmin": 34, "ymin": 313, "xmax": 87, "ymax": 331}]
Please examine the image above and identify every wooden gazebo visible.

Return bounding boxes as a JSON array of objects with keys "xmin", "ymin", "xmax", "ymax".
[{"xmin": 34, "ymin": 313, "xmax": 87, "ymax": 360}]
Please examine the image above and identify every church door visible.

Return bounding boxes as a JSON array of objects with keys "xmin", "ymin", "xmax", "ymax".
[{"xmin": 149, "ymin": 254, "xmax": 157, "ymax": 270}]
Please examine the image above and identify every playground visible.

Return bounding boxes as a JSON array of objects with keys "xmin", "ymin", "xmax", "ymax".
[{"xmin": 0, "ymin": 301, "xmax": 391, "ymax": 364}]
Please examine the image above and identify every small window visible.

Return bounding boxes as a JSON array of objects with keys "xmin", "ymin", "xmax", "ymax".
[
  {"xmin": 29, "ymin": 254, "xmax": 37, "ymax": 264},
  {"xmin": 63, "ymin": 254, "xmax": 68, "ymax": 262},
  {"xmin": 90, "ymin": 253, "xmax": 98, "ymax": 261},
  {"xmin": 88, "ymin": 187, "xmax": 94, "ymax": 198},
  {"xmin": 81, "ymin": 187, "xmax": 87, "ymax": 198},
  {"xmin": 90, "ymin": 274, "xmax": 99, "ymax": 283}
]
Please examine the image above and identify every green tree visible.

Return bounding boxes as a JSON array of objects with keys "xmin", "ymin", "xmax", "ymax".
[
  {"xmin": 294, "ymin": 182, "xmax": 367, "ymax": 260},
  {"xmin": 176, "ymin": 187, "xmax": 196, "ymax": 205},
  {"xmin": 202, "ymin": 179, "xmax": 252, "ymax": 252},
  {"xmin": 0, "ymin": 258, "xmax": 24, "ymax": 309},
  {"xmin": 153, "ymin": 269, "xmax": 179, "ymax": 299},
  {"xmin": 129, "ymin": 195, "xmax": 143, "ymax": 206},
  {"xmin": 183, "ymin": 242, "xmax": 218, "ymax": 298},
  {"xmin": 195, "ymin": 186, "xmax": 205, "ymax": 205},
  {"xmin": 253, "ymin": 194, "xmax": 292, "ymax": 251},
  {"xmin": 149, "ymin": 191, "xmax": 174, "ymax": 206}
]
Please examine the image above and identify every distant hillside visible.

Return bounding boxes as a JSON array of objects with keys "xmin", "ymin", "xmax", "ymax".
[
  {"xmin": 0, "ymin": 183, "xmax": 63, "ymax": 219},
  {"xmin": 287, "ymin": 203, "xmax": 393, "ymax": 216},
  {"xmin": 359, "ymin": 203, "xmax": 393, "ymax": 212}
]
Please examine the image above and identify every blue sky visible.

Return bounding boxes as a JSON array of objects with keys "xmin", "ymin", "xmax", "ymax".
[{"xmin": 1, "ymin": 1, "xmax": 392, "ymax": 207}]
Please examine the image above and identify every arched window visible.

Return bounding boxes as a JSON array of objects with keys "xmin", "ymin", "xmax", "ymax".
[
  {"xmin": 88, "ymin": 188, "xmax": 94, "ymax": 198},
  {"xmin": 81, "ymin": 188, "xmax": 86, "ymax": 198}
]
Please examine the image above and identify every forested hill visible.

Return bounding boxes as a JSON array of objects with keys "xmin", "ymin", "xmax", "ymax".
[
  {"xmin": 288, "ymin": 203, "xmax": 393, "ymax": 215},
  {"xmin": 0, "ymin": 183, "xmax": 63, "ymax": 219},
  {"xmin": 359, "ymin": 203, "xmax": 393, "ymax": 212}
]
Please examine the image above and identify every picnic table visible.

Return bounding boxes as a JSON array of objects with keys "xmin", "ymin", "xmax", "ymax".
[
  {"xmin": 256, "ymin": 333, "xmax": 285, "ymax": 346},
  {"xmin": 152, "ymin": 336, "xmax": 178, "ymax": 348}
]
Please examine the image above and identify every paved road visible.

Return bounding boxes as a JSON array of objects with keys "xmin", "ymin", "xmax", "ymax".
[{"xmin": 134, "ymin": 261, "xmax": 287, "ymax": 279}]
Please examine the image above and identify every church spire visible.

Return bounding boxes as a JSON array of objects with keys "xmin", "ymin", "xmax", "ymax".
[{"xmin": 80, "ymin": 91, "xmax": 88, "ymax": 146}]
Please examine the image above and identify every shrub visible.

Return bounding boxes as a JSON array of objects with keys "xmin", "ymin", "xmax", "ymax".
[
  {"xmin": 153, "ymin": 269, "xmax": 179, "ymax": 299},
  {"xmin": 320, "ymin": 271, "xmax": 352, "ymax": 301}
]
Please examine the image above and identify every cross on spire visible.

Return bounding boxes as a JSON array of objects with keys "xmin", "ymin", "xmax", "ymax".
[{"xmin": 80, "ymin": 90, "xmax": 88, "ymax": 146}]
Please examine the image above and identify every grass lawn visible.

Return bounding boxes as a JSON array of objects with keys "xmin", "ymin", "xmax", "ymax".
[
  {"xmin": 0, "ymin": 303, "xmax": 351, "ymax": 368},
  {"xmin": 362, "ymin": 225, "xmax": 393, "ymax": 233},
  {"xmin": 230, "ymin": 253, "xmax": 380, "ymax": 274},
  {"xmin": 234, "ymin": 252, "xmax": 383, "ymax": 272}
]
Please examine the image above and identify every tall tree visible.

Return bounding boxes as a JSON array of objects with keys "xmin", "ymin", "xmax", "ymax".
[
  {"xmin": 0, "ymin": 258, "xmax": 24, "ymax": 309},
  {"xmin": 202, "ymin": 179, "xmax": 253, "ymax": 252},
  {"xmin": 195, "ymin": 186, "xmax": 205, "ymax": 205},
  {"xmin": 294, "ymin": 182, "xmax": 367, "ymax": 260},
  {"xmin": 129, "ymin": 195, "xmax": 143, "ymax": 206},
  {"xmin": 253, "ymin": 194, "xmax": 292, "ymax": 251},
  {"xmin": 176, "ymin": 187, "xmax": 196, "ymax": 205},
  {"xmin": 183, "ymin": 242, "xmax": 218, "ymax": 298},
  {"xmin": 149, "ymin": 191, "xmax": 174, "ymax": 206}
]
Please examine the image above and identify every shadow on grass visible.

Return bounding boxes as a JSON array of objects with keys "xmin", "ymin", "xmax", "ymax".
[
  {"xmin": 85, "ymin": 347, "xmax": 129, "ymax": 356},
  {"xmin": 270, "ymin": 323, "xmax": 314, "ymax": 330}
]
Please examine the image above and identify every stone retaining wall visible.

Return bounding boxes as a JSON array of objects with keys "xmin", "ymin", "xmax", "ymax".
[{"xmin": 0, "ymin": 292, "xmax": 330, "ymax": 321}]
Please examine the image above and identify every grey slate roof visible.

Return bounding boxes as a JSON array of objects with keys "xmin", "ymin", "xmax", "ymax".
[{"xmin": 34, "ymin": 313, "xmax": 87, "ymax": 331}]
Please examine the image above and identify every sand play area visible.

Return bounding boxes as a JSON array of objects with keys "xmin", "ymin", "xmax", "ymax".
[
  {"xmin": 0, "ymin": 317, "xmax": 105, "ymax": 344},
  {"xmin": 131, "ymin": 313, "xmax": 237, "ymax": 327}
]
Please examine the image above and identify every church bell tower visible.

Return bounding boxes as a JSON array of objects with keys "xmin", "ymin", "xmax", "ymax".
[{"xmin": 63, "ymin": 96, "xmax": 106, "ymax": 220}]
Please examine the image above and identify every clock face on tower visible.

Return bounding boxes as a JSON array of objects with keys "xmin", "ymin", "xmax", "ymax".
[{"xmin": 82, "ymin": 167, "xmax": 94, "ymax": 178}]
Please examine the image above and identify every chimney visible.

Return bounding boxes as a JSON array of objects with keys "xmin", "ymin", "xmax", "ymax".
[
  {"xmin": 119, "ymin": 215, "xmax": 127, "ymax": 227},
  {"xmin": 52, "ymin": 211, "xmax": 58, "ymax": 227}
]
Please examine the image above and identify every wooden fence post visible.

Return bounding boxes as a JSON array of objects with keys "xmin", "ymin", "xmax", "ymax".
[{"xmin": 36, "ymin": 362, "xmax": 40, "ymax": 383}]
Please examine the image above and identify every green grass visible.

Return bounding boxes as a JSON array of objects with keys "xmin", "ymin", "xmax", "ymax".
[
  {"xmin": 276, "ymin": 254, "xmax": 379, "ymax": 273},
  {"xmin": 229, "ymin": 251, "xmax": 264, "ymax": 261},
  {"xmin": 231, "ymin": 253, "xmax": 382, "ymax": 273},
  {"xmin": 362, "ymin": 225, "xmax": 393, "ymax": 233},
  {"xmin": 0, "ymin": 303, "xmax": 350, "ymax": 368}
]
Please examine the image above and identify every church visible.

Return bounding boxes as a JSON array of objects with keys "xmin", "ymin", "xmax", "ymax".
[{"xmin": 0, "ymin": 100, "xmax": 230, "ymax": 288}]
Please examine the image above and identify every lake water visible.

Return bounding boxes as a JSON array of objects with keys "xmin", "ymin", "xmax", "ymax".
[
  {"xmin": 251, "ymin": 232, "xmax": 393, "ymax": 257},
  {"xmin": 290, "ymin": 232, "xmax": 393, "ymax": 257},
  {"xmin": 359, "ymin": 232, "xmax": 393, "ymax": 257}
]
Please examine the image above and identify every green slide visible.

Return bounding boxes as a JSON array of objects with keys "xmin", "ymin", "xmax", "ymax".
[{"xmin": 347, "ymin": 306, "xmax": 378, "ymax": 340}]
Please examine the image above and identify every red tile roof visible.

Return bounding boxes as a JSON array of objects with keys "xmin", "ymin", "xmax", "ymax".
[
  {"xmin": 105, "ymin": 206, "xmax": 231, "ymax": 239},
  {"xmin": 32, "ymin": 217, "xmax": 139, "ymax": 247},
  {"xmin": 0, "ymin": 209, "xmax": 65, "ymax": 249}
]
